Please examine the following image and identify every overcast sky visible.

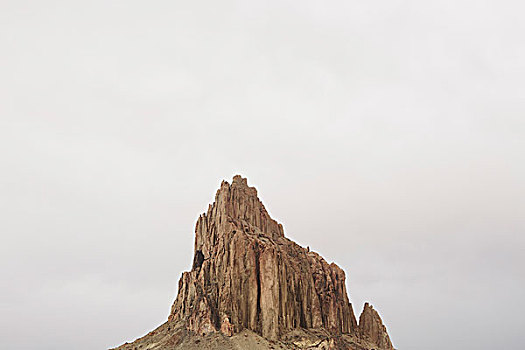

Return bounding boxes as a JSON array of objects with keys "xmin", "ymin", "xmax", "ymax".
[{"xmin": 1, "ymin": 1, "xmax": 524, "ymax": 349}]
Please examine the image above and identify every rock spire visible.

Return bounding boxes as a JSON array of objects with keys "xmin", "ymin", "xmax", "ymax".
[{"xmin": 358, "ymin": 303, "xmax": 394, "ymax": 350}]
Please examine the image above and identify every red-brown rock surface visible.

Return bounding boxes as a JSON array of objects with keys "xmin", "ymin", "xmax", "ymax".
[
  {"xmin": 358, "ymin": 303, "xmax": 394, "ymax": 350},
  {"xmin": 113, "ymin": 176, "xmax": 395, "ymax": 350}
]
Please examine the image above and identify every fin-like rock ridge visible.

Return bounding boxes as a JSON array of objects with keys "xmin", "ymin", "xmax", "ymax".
[
  {"xmin": 113, "ymin": 176, "xmax": 394, "ymax": 350},
  {"xmin": 358, "ymin": 303, "xmax": 394, "ymax": 350}
]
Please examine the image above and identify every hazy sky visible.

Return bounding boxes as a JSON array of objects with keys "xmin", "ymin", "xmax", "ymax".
[{"xmin": 1, "ymin": 1, "xmax": 524, "ymax": 349}]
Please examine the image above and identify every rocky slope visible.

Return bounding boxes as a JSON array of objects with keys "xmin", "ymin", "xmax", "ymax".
[{"xmin": 113, "ymin": 176, "xmax": 394, "ymax": 350}]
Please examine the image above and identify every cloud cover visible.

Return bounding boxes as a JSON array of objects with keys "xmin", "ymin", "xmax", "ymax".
[{"xmin": 1, "ymin": 0, "xmax": 524, "ymax": 349}]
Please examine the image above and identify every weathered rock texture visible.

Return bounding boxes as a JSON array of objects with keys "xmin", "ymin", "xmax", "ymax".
[
  {"xmin": 358, "ymin": 303, "xmax": 394, "ymax": 350},
  {"xmin": 113, "ymin": 176, "xmax": 394, "ymax": 350}
]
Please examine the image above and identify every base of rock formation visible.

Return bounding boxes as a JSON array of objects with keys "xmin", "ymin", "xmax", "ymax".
[{"xmin": 112, "ymin": 321, "xmax": 390, "ymax": 350}]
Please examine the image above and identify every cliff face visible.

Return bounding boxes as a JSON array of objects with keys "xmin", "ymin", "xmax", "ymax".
[{"xmin": 113, "ymin": 176, "xmax": 394, "ymax": 350}]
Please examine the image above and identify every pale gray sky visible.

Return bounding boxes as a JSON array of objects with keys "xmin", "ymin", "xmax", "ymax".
[{"xmin": 1, "ymin": 1, "xmax": 524, "ymax": 349}]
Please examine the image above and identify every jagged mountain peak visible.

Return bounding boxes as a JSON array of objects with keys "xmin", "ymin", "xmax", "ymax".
[
  {"xmin": 196, "ymin": 176, "xmax": 284, "ymax": 257},
  {"xmin": 113, "ymin": 176, "xmax": 394, "ymax": 350}
]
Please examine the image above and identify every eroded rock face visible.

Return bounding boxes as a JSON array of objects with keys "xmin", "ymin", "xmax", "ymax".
[
  {"xmin": 113, "ymin": 176, "xmax": 395, "ymax": 350},
  {"xmin": 220, "ymin": 316, "xmax": 234, "ymax": 337},
  {"xmin": 169, "ymin": 175, "xmax": 357, "ymax": 340},
  {"xmin": 358, "ymin": 303, "xmax": 394, "ymax": 350}
]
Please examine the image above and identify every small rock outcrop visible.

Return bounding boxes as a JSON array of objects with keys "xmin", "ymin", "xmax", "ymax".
[
  {"xmin": 113, "ymin": 176, "xmax": 395, "ymax": 350},
  {"xmin": 358, "ymin": 303, "xmax": 394, "ymax": 350}
]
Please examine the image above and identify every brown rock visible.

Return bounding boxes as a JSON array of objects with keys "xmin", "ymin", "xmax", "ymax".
[
  {"xmin": 220, "ymin": 316, "xmax": 234, "ymax": 337},
  {"xmin": 170, "ymin": 176, "xmax": 356, "ymax": 340},
  {"xmin": 112, "ymin": 176, "xmax": 395, "ymax": 350},
  {"xmin": 358, "ymin": 303, "xmax": 394, "ymax": 350}
]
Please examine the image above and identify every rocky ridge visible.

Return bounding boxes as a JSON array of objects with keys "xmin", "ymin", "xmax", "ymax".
[{"xmin": 113, "ymin": 176, "xmax": 394, "ymax": 350}]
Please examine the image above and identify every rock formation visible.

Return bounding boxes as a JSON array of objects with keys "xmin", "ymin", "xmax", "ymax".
[
  {"xmin": 113, "ymin": 176, "xmax": 394, "ymax": 350},
  {"xmin": 358, "ymin": 303, "xmax": 394, "ymax": 350}
]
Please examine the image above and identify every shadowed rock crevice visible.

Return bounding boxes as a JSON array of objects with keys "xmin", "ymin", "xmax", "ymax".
[
  {"xmin": 191, "ymin": 250, "xmax": 204, "ymax": 271},
  {"xmin": 255, "ymin": 242, "xmax": 262, "ymax": 333}
]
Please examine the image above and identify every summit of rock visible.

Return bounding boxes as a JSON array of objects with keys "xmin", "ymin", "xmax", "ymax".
[{"xmin": 113, "ymin": 176, "xmax": 395, "ymax": 350}]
